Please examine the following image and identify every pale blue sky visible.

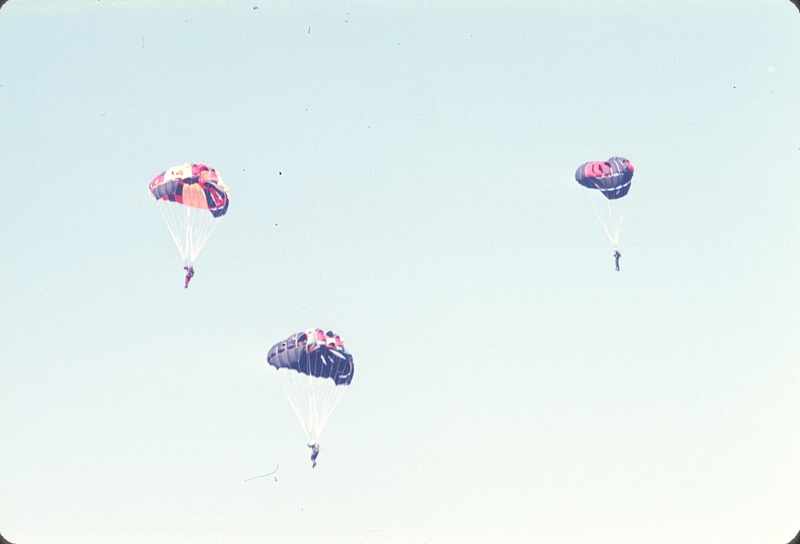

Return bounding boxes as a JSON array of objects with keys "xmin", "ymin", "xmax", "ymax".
[{"xmin": 1, "ymin": 1, "xmax": 799, "ymax": 543}]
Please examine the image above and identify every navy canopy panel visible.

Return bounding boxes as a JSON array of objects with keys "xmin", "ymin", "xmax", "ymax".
[
  {"xmin": 267, "ymin": 330, "xmax": 354, "ymax": 386},
  {"xmin": 575, "ymin": 157, "xmax": 635, "ymax": 200}
]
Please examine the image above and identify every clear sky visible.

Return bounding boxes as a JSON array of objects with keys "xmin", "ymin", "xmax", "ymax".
[{"xmin": 1, "ymin": 1, "xmax": 799, "ymax": 543}]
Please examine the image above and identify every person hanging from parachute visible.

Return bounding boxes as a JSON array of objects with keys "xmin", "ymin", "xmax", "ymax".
[
  {"xmin": 574, "ymin": 157, "xmax": 634, "ymax": 270},
  {"xmin": 183, "ymin": 265, "xmax": 195, "ymax": 288},
  {"xmin": 308, "ymin": 443, "xmax": 321, "ymax": 468},
  {"xmin": 267, "ymin": 329, "xmax": 354, "ymax": 469},
  {"xmin": 149, "ymin": 163, "xmax": 229, "ymax": 287}
]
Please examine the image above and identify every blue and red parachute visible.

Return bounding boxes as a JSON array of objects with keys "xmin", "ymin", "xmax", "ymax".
[
  {"xmin": 575, "ymin": 157, "xmax": 634, "ymax": 200},
  {"xmin": 574, "ymin": 157, "xmax": 635, "ymax": 256},
  {"xmin": 149, "ymin": 163, "xmax": 230, "ymax": 285},
  {"xmin": 150, "ymin": 163, "xmax": 229, "ymax": 217},
  {"xmin": 267, "ymin": 329, "xmax": 354, "ymax": 461},
  {"xmin": 267, "ymin": 329, "xmax": 354, "ymax": 386}
]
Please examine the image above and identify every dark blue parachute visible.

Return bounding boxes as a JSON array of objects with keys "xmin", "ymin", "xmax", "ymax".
[
  {"xmin": 267, "ymin": 329, "xmax": 354, "ymax": 386},
  {"xmin": 575, "ymin": 157, "xmax": 634, "ymax": 200}
]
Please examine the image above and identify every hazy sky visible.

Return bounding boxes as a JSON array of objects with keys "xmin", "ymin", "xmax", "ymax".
[{"xmin": 1, "ymin": 1, "xmax": 799, "ymax": 543}]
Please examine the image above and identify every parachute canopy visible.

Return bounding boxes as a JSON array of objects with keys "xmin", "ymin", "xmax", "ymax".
[
  {"xmin": 268, "ymin": 329, "xmax": 354, "ymax": 386},
  {"xmin": 575, "ymin": 157, "xmax": 634, "ymax": 200},
  {"xmin": 268, "ymin": 329, "xmax": 354, "ymax": 446},
  {"xmin": 149, "ymin": 163, "xmax": 229, "ymax": 267},
  {"xmin": 150, "ymin": 163, "xmax": 229, "ymax": 217}
]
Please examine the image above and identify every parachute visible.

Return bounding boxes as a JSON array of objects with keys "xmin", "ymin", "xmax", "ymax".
[
  {"xmin": 575, "ymin": 157, "xmax": 634, "ymax": 200},
  {"xmin": 267, "ymin": 329, "xmax": 354, "ymax": 449},
  {"xmin": 149, "ymin": 163, "xmax": 229, "ymax": 279},
  {"xmin": 574, "ymin": 157, "xmax": 634, "ymax": 249}
]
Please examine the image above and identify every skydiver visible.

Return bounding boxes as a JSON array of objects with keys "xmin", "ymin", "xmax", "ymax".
[
  {"xmin": 308, "ymin": 443, "xmax": 320, "ymax": 468},
  {"xmin": 184, "ymin": 265, "xmax": 195, "ymax": 288},
  {"xmin": 613, "ymin": 249, "xmax": 621, "ymax": 272}
]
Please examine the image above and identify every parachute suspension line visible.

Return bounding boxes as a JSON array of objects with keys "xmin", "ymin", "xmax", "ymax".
[
  {"xmin": 183, "ymin": 205, "xmax": 193, "ymax": 263},
  {"xmin": 320, "ymin": 383, "xmax": 346, "ymax": 433},
  {"xmin": 308, "ymin": 373, "xmax": 318, "ymax": 440},
  {"xmin": 185, "ymin": 205, "xmax": 196, "ymax": 263},
  {"xmin": 592, "ymin": 201, "xmax": 622, "ymax": 248},
  {"xmin": 305, "ymin": 352, "xmax": 348, "ymax": 442},
  {"xmin": 278, "ymin": 370, "xmax": 312, "ymax": 440},
  {"xmin": 276, "ymin": 357, "xmax": 349, "ymax": 445},
  {"xmin": 158, "ymin": 201, "xmax": 190, "ymax": 262},
  {"xmin": 589, "ymin": 184, "xmax": 623, "ymax": 249},
  {"xmin": 308, "ymin": 353, "xmax": 323, "ymax": 438},
  {"xmin": 186, "ymin": 208, "xmax": 221, "ymax": 264},
  {"xmin": 605, "ymin": 196, "xmax": 623, "ymax": 248},
  {"xmin": 157, "ymin": 201, "xmax": 221, "ymax": 265},
  {"xmin": 313, "ymin": 379, "xmax": 347, "ymax": 441}
]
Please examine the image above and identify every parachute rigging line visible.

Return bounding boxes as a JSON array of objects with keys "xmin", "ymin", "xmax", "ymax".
[
  {"xmin": 156, "ymin": 199, "xmax": 221, "ymax": 265},
  {"xmin": 591, "ymin": 182, "xmax": 623, "ymax": 248}
]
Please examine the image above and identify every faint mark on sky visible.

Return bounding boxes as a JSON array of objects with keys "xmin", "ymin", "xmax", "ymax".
[{"xmin": 244, "ymin": 465, "xmax": 279, "ymax": 482}]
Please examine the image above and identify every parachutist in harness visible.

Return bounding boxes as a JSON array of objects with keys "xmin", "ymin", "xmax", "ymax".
[
  {"xmin": 613, "ymin": 249, "xmax": 621, "ymax": 271},
  {"xmin": 308, "ymin": 443, "xmax": 320, "ymax": 468},
  {"xmin": 184, "ymin": 265, "xmax": 195, "ymax": 288}
]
